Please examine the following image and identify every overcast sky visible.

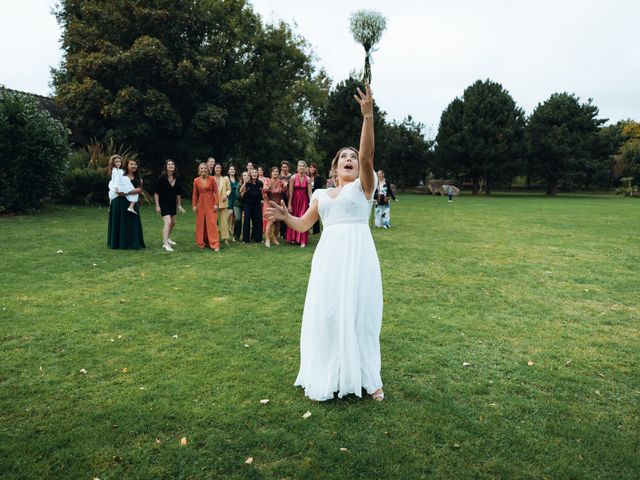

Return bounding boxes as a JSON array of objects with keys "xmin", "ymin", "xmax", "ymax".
[{"xmin": 2, "ymin": 0, "xmax": 638, "ymax": 136}]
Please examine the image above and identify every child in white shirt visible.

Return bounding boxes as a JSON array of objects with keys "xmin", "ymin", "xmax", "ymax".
[{"xmin": 108, "ymin": 156, "xmax": 139, "ymax": 214}]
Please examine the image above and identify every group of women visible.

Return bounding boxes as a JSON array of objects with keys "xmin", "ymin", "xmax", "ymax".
[
  {"xmin": 108, "ymin": 83, "xmax": 385, "ymax": 403},
  {"xmin": 106, "ymin": 156, "xmax": 326, "ymax": 251}
]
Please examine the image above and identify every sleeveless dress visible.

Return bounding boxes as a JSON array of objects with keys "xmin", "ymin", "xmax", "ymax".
[
  {"xmin": 294, "ymin": 174, "xmax": 383, "ymax": 401},
  {"xmin": 286, "ymin": 175, "xmax": 310, "ymax": 245}
]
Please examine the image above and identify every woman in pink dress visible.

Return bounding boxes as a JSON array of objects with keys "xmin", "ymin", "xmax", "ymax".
[
  {"xmin": 262, "ymin": 166, "xmax": 284, "ymax": 247},
  {"xmin": 286, "ymin": 160, "xmax": 313, "ymax": 247}
]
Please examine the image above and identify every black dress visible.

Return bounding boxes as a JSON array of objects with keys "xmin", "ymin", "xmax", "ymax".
[
  {"xmin": 154, "ymin": 175, "xmax": 183, "ymax": 216},
  {"xmin": 243, "ymin": 181, "xmax": 263, "ymax": 243}
]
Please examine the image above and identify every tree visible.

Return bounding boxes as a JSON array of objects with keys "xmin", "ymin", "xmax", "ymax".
[
  {"xmin": 349, "ymin": 10, "xmax": 387, "ymax": 84},
  {"xmin": 435, "ymin": 80, "xmax": 525, "ymax": 193},
  {"xmin": 596, "ymin": 123, "xmax": 624, "ymax": 188},
  {"xmin": 614, "ymin": 120, "xmax": 640, "ymax": 181},
  {"xmin": 463, "ymin": 80, "xmax": 525, "ymax": 193},
  {"xmin": 0, "ymin": 89, "xmax": 69, "ymax": 211},
  {"xmin": 527, "ymin": 93, "xmax": 604, "ymax": 195},
  {"xmin": 52, "ymin": 0, "xmax": 328, "ymax": 174},
  {"xmin": 379, "ymin": 117, "xmax": 433, "ymax": 191},
  {"xmin": 434, "ymin": 97, "xmax": 467, "ymax": 179}
]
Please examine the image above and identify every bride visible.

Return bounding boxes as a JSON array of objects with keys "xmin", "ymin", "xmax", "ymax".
[{"xmin": 266, "ymin": 83, "xmax": 384, "ymax": 401}]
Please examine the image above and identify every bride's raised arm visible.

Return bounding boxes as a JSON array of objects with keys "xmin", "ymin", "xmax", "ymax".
[{"xmin": 354, "ymin": 82, "xmax": 375, "ymax": 198}]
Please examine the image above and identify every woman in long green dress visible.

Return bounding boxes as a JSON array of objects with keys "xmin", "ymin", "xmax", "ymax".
[{"xmin": 107, "ymin": 158, "xmax": 146, "ymax": 250}]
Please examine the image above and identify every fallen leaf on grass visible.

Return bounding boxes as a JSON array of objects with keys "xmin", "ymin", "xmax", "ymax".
[
  {"xmin": 452, "ymin": 443, "xmax": 461, "ymax": 449},
  {"xmin": 302, "ymin": 411, "xmax": 312, "ymax": 419},
  {"xmin": 259, "ymin": 399, "xmax": 269, "ymax": 404},
  {"xmin": 172, "ymin": 334, "xmax": 178, "ymax": 339},
  {"xmin": 56, "ymin": 250, "xmax": 63, "ymax": 254},
  {"xmin": 180, "ymin": 437, "xmax": 188, "ymax": 446},
  {"xmin": 92, "ymin": 263, "xmax": 97, "ymax": 267},
  {"xmin": 122, "ymin": 367, "xmax": 129, "ymax": 373},
  {"xmin": 80, "ymin": 368, "xmax": 87, "ymax": 374},
  {"xmin": 527, "ymin": 360, "xmax": 534, "ymax": 366},
  {"xmin": 565, "ymin": 359, "xmax": 572, "ymax": 366},
  {"xmin": 119, "ymin": 299, "xmax": 126, "ymax": 304},
  {"xmin": 462, "ymin": 362, "xmax": 473, "ymax": 367},
  {"xmin": 117, "ymin": 335, "xmax": 123, "ymax": 339},
  {"xmin": 339, "ymin": 447, "xmax": 348, "ymax": 452},
  {"xmin": 155, "ymin": 438, "xmax": 161, "ymax": 444},
  {"xmin": 244, "ymin": 344, "xmax": 250, "ymax": 348},
  {"xmin": 140, "ymin": 272, "xmax": 145, "ymax": 277},
  {"xmin": 245, "ymin": 457, "xmax": 253, "ymax": 465}
]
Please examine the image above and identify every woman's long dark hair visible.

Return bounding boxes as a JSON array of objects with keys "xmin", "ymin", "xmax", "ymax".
[
  {"xmin": 162, "ymin": 159, "xmax": 178, "ymax": 179},
  {"xmin": 124, "ymin": 158, "xmax": 141, "ymax": 183}
]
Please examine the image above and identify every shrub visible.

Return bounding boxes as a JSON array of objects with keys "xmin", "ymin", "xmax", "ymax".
[
  {"xmin": 60, "ymin": 139, "xmax": 141, "ymax": 206},
  {"xmin": 62, "ymin": 167, "xmax": 109, "ymax": 206},
  {"xmin": 0, "ymin": 88, "xmax": 69, "ymax": 212},
  {"xmin": 84, "ymin": 137, "xmax": 138, "ymax": 170}
]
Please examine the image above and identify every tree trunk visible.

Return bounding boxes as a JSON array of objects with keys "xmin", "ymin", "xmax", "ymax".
[
  {"xmin": 546, "ymin": 176, "xmax": 558, "ymax": 196},
  {"xmin": 472, "ymin": 177, "xmax": 481, "ymax": 195}
]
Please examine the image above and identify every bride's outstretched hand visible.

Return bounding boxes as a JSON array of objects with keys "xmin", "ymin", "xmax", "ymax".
[
  {"xmin": 266, "ymin": 200, "xmax": 288, "ymax": 221},
  {"xmin": 354, "ymin": 82, "xmax": 374, "ymax": 119}
]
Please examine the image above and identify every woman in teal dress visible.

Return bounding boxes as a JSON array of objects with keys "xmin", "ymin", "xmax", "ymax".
[{"xmin": 107, "ymin": 158, "xmax": 146, "ymax": 249}]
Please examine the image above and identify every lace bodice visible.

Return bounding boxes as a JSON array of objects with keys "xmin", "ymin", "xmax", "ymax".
[{"xmin": 311, "ymin": 174, "xmax": 378, "ymax": 227}]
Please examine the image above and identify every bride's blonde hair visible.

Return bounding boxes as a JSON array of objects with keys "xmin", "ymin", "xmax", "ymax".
[{"xmin": 329, "ymin": 146, "xmax": 359, "ymax": 187}]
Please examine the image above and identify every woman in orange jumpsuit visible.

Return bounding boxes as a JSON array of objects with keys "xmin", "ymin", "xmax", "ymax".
[{"xmin": 192, "ymin": 162, "xmax": 220, "ymax": 251}]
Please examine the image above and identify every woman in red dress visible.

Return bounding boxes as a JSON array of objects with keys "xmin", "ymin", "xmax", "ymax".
[
  {"xmin": 192, "ymin": 162, "xmax": 220, "ymax": 251},
  {"xmin": 286, "ymin": 160, "xmax": 313, "ymax": 247}
]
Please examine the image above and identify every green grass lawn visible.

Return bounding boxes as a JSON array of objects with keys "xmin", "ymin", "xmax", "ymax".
[{"xmin": 1, "ymin": 194, "xmax": 638, "ymax": 479}]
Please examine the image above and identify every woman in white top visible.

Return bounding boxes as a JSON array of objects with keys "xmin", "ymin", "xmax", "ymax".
[
  {"xmin": 267, "ymin": 83, "xmax": 384, "ymax": 402},
  {"xmin": 108, "ymin": 155, "xmax": 139, "ymax": 214}
]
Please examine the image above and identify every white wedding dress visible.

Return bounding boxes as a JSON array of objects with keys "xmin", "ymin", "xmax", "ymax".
[{"xmin": 294, "ymin": 174, "xmax": 383, "ymax": 401}]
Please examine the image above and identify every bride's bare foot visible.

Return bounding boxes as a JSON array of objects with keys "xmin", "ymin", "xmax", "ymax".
[
  {"xmin": 371, "ymin": 388, "xmax": 384, "ymax": 401},
  {"xmin": 273, "ymin": 237, "xmax": 280, "ymax": 246}
]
